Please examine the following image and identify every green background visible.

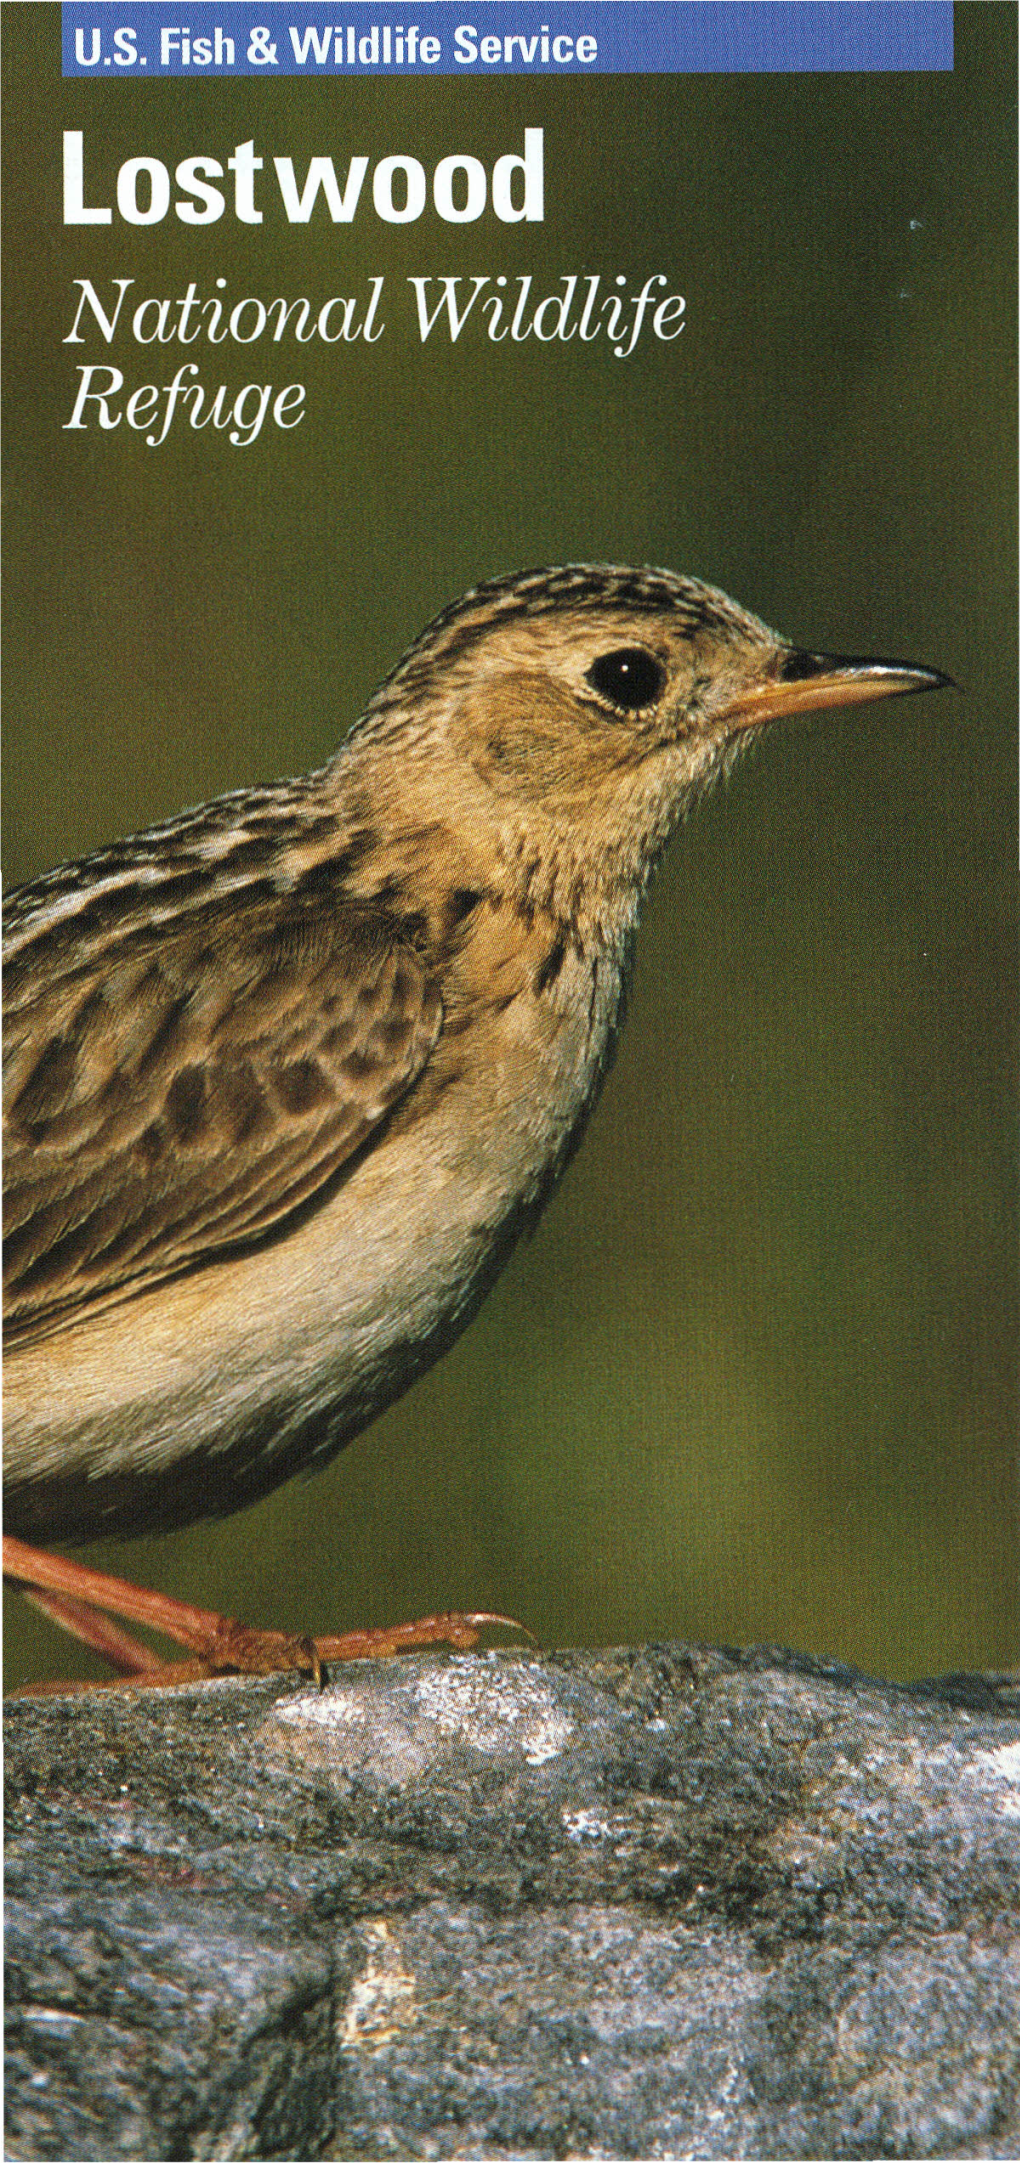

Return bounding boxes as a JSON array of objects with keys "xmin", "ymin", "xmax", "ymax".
[{"xmin": 3, "ymin": 3, "xmax": 1016, "ymax": 1689}]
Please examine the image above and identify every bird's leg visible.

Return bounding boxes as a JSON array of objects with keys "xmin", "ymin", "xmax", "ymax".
[
  {"xmin": 18, "ymin": 1582, "xmax": 173, "ymax": 1676},
  {"xmin": 3, "ymin": 1536, "xmax": 315, "ymax": 1680},
  {"xmin": 3, "ymin": 1536, "xmax": 527, "ymax": 1691}
]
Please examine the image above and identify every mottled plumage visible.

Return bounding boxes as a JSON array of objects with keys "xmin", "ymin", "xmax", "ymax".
[
  {"xmin": 3, "ymin": 565, "xmax": 947, "ymax": 1563},
  {"xmin": 5, "ymin": 876, "xmax": 441, "ymax": 1344}
]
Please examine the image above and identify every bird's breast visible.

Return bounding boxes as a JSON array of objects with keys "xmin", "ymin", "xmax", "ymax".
[{"xmin": 3, "ymin": 912, "xmax": 626, "ymax": 1542}]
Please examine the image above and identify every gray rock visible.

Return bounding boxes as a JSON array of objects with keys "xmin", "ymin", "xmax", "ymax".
[{"xmin": 5, "ymin": 1644, "xmax": 1020, "ymax": 2160}]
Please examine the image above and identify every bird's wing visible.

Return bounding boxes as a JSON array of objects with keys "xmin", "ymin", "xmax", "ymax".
[{"xmin": 3, "ymin": 880, "xmax": 442, "ymax": 1347}]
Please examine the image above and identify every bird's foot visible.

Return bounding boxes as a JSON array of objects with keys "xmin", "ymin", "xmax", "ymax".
[{"xmin": 3, "ymin": 1536, "xmax": 530, "ymax": 1694}]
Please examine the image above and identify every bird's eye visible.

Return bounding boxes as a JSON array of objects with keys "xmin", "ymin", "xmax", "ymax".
[{"xmin": 585, "ymin": 648, "xmax": 667, "ymax": 713}]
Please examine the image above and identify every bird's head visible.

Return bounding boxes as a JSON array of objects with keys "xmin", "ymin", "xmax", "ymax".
[{"xmin": 344, "ymin": 563, "xmax": 950, "ymax": 926}]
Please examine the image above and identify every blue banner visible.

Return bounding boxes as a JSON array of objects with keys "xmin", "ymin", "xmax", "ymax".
[{"xmin": 63, "ymin": 3, "xmax": 954, "ymax": 78}]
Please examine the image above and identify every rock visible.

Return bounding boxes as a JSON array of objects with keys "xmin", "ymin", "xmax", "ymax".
[{"xmin": 5, "ymin": 1644, "xmax": 1020, "ymax": 2160}]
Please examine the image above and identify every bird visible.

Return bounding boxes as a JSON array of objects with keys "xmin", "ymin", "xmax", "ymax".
[{"xmin": 3, "ymin": 562, "xmax": 950, "ymax": 1684}]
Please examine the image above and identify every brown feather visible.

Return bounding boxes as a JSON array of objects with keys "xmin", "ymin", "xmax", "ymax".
[{"xmin": 4, "ymin": 871, "xmax": 442, "ymax": 1346}]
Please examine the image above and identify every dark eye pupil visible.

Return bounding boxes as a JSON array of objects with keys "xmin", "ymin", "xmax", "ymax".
[{"xmin": 586, "ymin": 647, "xmax": 666, "ymax": 712}]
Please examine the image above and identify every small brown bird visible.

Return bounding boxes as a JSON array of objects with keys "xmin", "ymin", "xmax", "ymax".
[{"xmin": 3, "ymin": 564, "xmax": 949, "ymax": 1681}]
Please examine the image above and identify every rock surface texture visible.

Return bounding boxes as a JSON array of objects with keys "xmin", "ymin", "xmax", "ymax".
[{"xmin": 5, "ymin": 1643, "xmax": 1020, "ymax": 2160}]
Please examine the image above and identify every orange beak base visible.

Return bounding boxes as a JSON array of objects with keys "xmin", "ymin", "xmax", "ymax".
[{"xmin": 720, "ymin": 650, "xmax": 954, "ymax": 735}]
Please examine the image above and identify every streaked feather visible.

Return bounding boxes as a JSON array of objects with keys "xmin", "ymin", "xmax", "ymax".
[{"xmin": 4, "ymin": 851, "xmax": 441, "ymax": 1345}]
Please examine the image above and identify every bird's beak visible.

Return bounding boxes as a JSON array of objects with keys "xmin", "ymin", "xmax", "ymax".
[{"xmin": 718, "ymin": 649, "xmax": 954, "ymax": 736}]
